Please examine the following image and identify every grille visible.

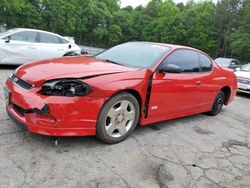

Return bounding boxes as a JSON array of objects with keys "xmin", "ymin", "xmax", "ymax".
[
  {"xmin": 9, "ymin": 74, "xmax": 34, "ymax": 90},
  {"xmin": 238, "ymin": 78, "xmax": 250, "ymax": 85}
]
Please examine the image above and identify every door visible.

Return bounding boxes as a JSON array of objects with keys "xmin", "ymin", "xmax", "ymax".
[
  {"xmin": 37, "ymin": 32, "xmax": 69, "ymax": 60},
  {"xmin": 148, "ymin": 49, "xmax": 203, "ymax": 118},
  {"xmin": 198, "ymin": 53, "xmax": 220, "ymax": 109},
  {"xmin": 0, "ymin": 31, "xmax": 38, "ymax": 64}
]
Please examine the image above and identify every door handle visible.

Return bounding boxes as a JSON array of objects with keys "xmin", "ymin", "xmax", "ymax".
[
  {"xmin": 196, "ymin": 81, "xmax": 201, "ymax": 85},
  {"xmin": 27, "ymin": 47, "xmax": 35, "ymax": 49}
]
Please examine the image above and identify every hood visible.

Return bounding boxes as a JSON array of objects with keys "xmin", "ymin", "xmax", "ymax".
[
  {"xmin": 235, "ymin": 71, "xmax": 250, "ymax": 79},
  {"xmin": 16, "ymin": 56, "xmax": 139, "ymax": 85}
]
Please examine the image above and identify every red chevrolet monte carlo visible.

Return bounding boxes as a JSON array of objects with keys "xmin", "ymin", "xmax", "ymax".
[{"xmin": 4, "ymin": 42, "xmax": 237, "ymax": 144}]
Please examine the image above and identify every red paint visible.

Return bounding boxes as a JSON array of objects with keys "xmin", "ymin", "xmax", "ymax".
[{"xmin": 6, "ymin": 44, "xmax": 237, "ymax": 136}]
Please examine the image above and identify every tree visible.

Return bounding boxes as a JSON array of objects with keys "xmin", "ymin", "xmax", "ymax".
[
  {"xmin": 215, "ymin": 0, "xmax": 244, "ymax": 57},
  {"xmin": 0, "ymin": 0, "xmax": 249, "ymax": 63},
  {"xmin": 229, "ymin": 0, "xmax": 250, "ymax": 63},
  {"xmin": 181, "ymin": 1, "xmax": 218, "ymax": 56}
]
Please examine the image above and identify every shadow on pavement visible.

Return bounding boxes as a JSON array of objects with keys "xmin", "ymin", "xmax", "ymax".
[{"xmin": 237, "ymin": 92, "xmax": 250, "ymax": 99}]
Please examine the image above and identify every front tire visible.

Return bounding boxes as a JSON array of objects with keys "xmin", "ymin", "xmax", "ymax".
[
  {"xmin": 209, "ymin": 91, "xmax": 225, "ymax": 116},
  {"xmin": 96, "ymin": 92, "xmax": 140, "ymax": 144}
]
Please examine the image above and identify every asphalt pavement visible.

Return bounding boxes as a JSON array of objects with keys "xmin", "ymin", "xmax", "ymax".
[{"xmin": 0, "ymin": 66, "xmax": 250, "ymax": 188}]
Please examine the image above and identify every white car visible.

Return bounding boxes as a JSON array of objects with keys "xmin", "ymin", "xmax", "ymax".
[
  {"xmin": 0, "ymin": 28, "xmax": 81, "ymax": 65},
  {"xmin": 235, "ymin": 63, "xmax": 250, "ymax": 94}
]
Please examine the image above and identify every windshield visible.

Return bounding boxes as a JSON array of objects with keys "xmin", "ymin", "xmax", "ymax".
[
  {"xmin": 241, "ymin": 63, "xmax": 250, "ymax": 72},
  {"xmin": 0, "ymin": 29, "xmax": 15, "ymax": 38},
  {"xmin": 215, "ymin": 58, "xmax": 231, "ymax": 67},
  {"xmin": 95, "ymin": 42, "xmax": 171, "ymax": 68}
]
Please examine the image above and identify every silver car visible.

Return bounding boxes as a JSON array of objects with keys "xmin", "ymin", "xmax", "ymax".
[
  {"xmin": 215, "ymin": 57, "xmax": 242, "ymax": 71},
  {"xmin": 0, "ymin": 28, "xmax": 81, "ymax": 65},
  {"xmin": 235, "ymin": 63, "xmax": 250, "ymax": 94}
]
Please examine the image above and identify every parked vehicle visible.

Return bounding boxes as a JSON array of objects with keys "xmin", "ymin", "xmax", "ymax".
[
  {"xmin": 235, "ymin": 63, "xmax": 250, "ymax": 94},
  {"xmin": 5, "ymin": 42, "xmax": 237, "ymax": 144},
  {"xmin": 215, "ymin": 58, "xmax": 241, "ymax": 71},
  {"xmin": 0, "ymin": 28, "xmax": 81, "ymax": 65},
  {"xmin": 79, "ymin": 45, "xmax": 106, "ymax": 56}
]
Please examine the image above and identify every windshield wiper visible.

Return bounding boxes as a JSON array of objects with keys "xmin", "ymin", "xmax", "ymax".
[{"xmin": 103, "ymin": 59, "xmax": 124, "ymax": 66}]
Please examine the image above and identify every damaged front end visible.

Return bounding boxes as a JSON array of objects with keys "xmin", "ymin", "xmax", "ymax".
[{"xmin": 5, "ymin": 73, "xmax": 105, "ymax": 136}]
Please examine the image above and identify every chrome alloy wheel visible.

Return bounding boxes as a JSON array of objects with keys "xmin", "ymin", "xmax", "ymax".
[{"xmin": 105, "ymin": 100, "xmax": 136, "ymax": 138}]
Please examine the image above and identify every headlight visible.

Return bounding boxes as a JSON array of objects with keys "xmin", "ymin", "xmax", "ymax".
[{"xmin": 39, "ymin": 79, "xmax": 92, "ymax": 97}]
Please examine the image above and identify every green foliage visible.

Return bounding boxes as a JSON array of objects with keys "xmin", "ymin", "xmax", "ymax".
[
  {"xmin": 0, "ymin": 0, "xmax": 249, "ymax": 62},
  {"xmin": 229, "ymin": 0, "xmax": 250, "ymax": 63}
]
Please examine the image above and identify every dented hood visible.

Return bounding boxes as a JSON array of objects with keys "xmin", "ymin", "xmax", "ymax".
[{"xmin": 16, "ymin": 56, "xmax": 139, "ymax": 85}]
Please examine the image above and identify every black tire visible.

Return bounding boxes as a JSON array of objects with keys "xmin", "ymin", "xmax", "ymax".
[
  {"xmin": 209, "ymin": 91, "xmax": 225, "ymax": 116},
  {"xmin": 96, "ymin": 92, "xmax": 140, "ymax": 144}
]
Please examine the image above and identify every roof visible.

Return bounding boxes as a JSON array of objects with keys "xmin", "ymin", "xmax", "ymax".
[
  {"xmin": 129, "ymin": 41, "xmax": 205, "ymax": 53},
  {"xmin": 11, "ymin": 28, "xmax": 63, "ymax": 38},
  {"xmin": 215, "ymin": 57, "xmax": 237, "ymax": 61}
]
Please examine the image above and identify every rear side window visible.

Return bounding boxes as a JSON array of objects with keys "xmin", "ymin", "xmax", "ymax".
[
  {"xmin": 39, "ymin": 33, "xmax": 59, "ymax": 44},
  {"xmin": 58, "ymin": 37, "xmax": 69, "ymax": 44},
  {"xmin": 162, "ymin": 49, "xmax": 200, "ymax": 73},
  {"xmin": 199, "ymin": 53, "xmax": 212, "ymax": 72},
  {"xmin": 9, "ymin": 31, "xmax": 37, "ymax": 42},
  {"xmin": 231, "ymin": 60, "xmax": 240, "ymax": 65}
]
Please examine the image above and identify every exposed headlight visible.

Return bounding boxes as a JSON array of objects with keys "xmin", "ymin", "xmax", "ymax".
[{"xmin": 39, "ymin": 79, "xmax": 92, "ymax": 97}]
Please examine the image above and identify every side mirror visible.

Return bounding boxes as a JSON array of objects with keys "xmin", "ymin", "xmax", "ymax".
[
  {"xmin": 159, "ymin": 64, "xmax": 182, "ymax": 73},
  {"xmin": 235, "ymin": 67, "xmax": 241, "ymax": 71}
]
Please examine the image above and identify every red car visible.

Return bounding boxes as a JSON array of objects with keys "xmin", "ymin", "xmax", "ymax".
[{"xmin": 4, "ymin": 42, "xmax": 237, "ymax": 144}]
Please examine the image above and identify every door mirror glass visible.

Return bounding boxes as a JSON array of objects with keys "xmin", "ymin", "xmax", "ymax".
[{"xmin": 159, "ymin": 64, "xmax": 182, "ymax": 73}]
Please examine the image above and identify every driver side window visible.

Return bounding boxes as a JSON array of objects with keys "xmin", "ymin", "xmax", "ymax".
[{"xmin": 161, "ymin": 49, "xmax": 200, "ymax": 73}]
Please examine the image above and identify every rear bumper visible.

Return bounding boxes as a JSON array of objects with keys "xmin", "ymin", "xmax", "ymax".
[
  {"xmin": 5, "ymin": 79, "xmax": 107, "ymax": 136},
  {"xmin": 237, "ymin": 82, "xmax": 250, "ymax": 94},
  {"xmin": 238, "ymin": 89, "xmax": 250, "ymax": 94}
]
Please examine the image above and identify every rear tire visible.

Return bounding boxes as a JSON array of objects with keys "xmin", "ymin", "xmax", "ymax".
[
  {"xmin": 96, "ymin": 92, "xmax": 140, "ymax": 144},
  {"xmin": 209, "ymin": 91, "xmax": 225, "ymax": 116}
]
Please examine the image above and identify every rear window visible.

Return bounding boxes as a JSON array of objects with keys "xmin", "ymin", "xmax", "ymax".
[
  {"xmin": 162, "ymin": 49, "xmax": 200, "ymax": 73},
  {"xmin": 39, "ymin": 33, "xmax": 59, "ymax": 44},
  {"xmin": 199, "ymin": 53, "xmax": 212, "ymax": 72},
  {"xmin": 215, "ymin": 58, "xmax": 231, "ymax": 67}
]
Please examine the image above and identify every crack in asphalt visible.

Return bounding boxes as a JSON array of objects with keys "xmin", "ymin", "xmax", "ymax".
[
  {"xmin": 10, "ymin": 159, "xmax": 29, "ymax": 187},
  {"xmin": 0, "ymin": 130, "xmax": 27, "ymax": 137},
  {"xmin": 131, "ymin": 133, "xmax": 250, "ymax": 187},
  {"xmin": 222, "ymin": 139, "xmax": 249, "ymax": 149},
  {"xmin": 94, "ymin": 155, "xmax": 131, "ymax": 188},
  {"xmin": 0, "ymin": 69, "xmax": 250, "ymax": 187}
]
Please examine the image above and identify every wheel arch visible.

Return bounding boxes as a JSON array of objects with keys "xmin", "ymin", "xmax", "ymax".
[
  {"xmin": 96, "ymin": 89, "xmax": 142, "ymax": 143},
  {"xmin": 121, "ymin": 89, "xmax": 142, "ymax": 110},
  {"xmin": 220, "ymin": 86, "xmax": 231, "ymax": 104},
  {"xmin": 102, "ymin": 89, "xmax": 143, "ymax": 117}
]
